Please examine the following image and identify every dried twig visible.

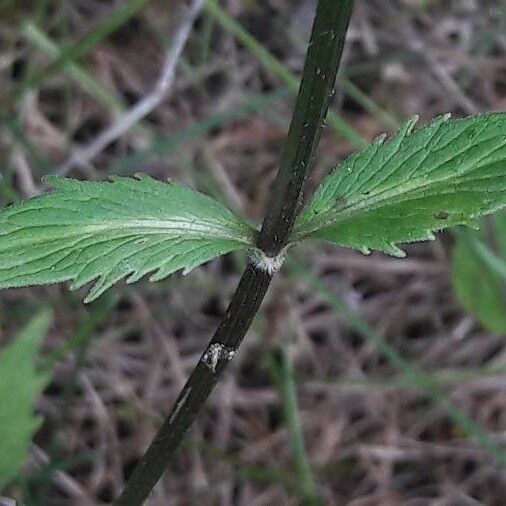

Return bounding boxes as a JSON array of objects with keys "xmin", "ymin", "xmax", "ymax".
[
  {"xmin": 11, "ymin": 148, "xmax": 39, "ymax": 197},
  {"xmin": 55, "ymin": 0, "xmax": 205, "ymax": 176}
]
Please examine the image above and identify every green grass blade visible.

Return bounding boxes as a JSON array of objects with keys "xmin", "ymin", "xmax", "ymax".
[
  {"xmin": 269, "ymin": 331, "xmax": 320, "ymax": 505},
  {"xmin": 110, "ymin": 89, "xmax": 290, "ymax": 174},
  {"xmin": 204, "ymin": 0, "xmax": 367, "ymax": 149},
  {"xmin": 13, "ymin": 0, "xmax": 147, "ymax": 99},
  {"xmin": 23, "ymin": 22, "xmax": 124, "ymax": 114}
]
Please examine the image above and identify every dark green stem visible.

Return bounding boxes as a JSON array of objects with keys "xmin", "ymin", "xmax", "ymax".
[
  {"xmin": 114, "ymin": 1, "xmax": 353, "ymax": 503},
  {"xmin": 257, "ymin": 0, "xmax": 353, "ymax": 256}
]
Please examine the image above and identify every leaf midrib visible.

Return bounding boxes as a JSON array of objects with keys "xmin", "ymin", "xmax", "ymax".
[{"xmin": 1, "ymin": 218, "xmax": 256, "ymax": 245}]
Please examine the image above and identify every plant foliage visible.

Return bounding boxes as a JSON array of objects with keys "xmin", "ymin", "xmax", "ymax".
[
  {"xmin": 0, "ymin": 311, "xmax": 51, "ymax": 491},
  {"xmin": 1, "ymin": 114, "xmax": 506, "ymax": 303},
  {"xmin": 0, "ymin": 175, "xmax": 256, "ymax": 302},
  {"xmin": 453, "ymin": 216, "xmax": 506, "ymax": 334},
  {"xmin": 293, "ymin": 113, "xmax": 506, "ymax": 256}
]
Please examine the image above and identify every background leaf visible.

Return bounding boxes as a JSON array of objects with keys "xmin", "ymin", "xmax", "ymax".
[
  {"xmin": 453, "ymin": 217, "xmax": 506, "ymax": 335},
  {"xmin": 293, "ymin": 113, "xmax": 506, "ymax": 256},
  {"xmin": 0, "ymin": 311, "xmax": 51, "ymax": 491},
  {"xmin": 0, "ymin": 175, "xmax": 256, "ymax": 302}
]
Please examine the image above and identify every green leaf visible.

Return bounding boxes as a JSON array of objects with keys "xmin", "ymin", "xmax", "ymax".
[
  {"xmin": 293, "ymin": 113, "xmax": 506, "ymax": 256},
  {"xmin": 493, "ymin": 213, "xmax": 506, "ymax": 260},
  {"xmin": 0, "ymin": 311, "xmax": 51, "ymax": 491},
  {"xmin": 0, "ymin": 175, "xmax": 256, "ymax": 302},
  {"xmin": 453, "ymin": 220, "xmax": 506, "ymax": 335}
]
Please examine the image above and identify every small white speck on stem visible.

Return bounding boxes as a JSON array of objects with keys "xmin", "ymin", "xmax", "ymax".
[
  {"xmin": 248, "ymin": 249, "xmax": 286, "ymax": 275},
  {"xmin": 202, "ymin": 343, "xmax": 235, "ymax": 373}
]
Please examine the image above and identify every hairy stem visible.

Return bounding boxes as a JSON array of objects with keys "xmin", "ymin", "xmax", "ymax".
[{"xmin": 115, "ymin": 1, "xmax": 354, "ymax": 503}]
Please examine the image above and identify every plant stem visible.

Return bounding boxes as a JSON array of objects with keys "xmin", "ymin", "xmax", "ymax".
[
  {"xmin": 115, "ymin": 1, "xmax": 354, "ymax": 503},
  {"xmin": 257, "ymin": 0, "xmax": 353, "ymax": 256}
]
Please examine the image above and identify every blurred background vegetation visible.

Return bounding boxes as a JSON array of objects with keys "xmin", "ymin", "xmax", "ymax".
[{"xmin": 0, "ymin": 0, "xmax": 506, "ymax": 504}]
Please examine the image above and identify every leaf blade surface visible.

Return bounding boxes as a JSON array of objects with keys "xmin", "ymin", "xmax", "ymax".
[
  {"xmin": 0, "ymin": 311, "xmax": 51, "ymax": 491},
  {"xmin": 453, "ymin": 216, "xmax": 506, "ymax": 334},
  {"xmin": 293, "ymin": 113, "xmax": 506, "ymax": 256},
  {"xmin": 0, "ymin": 175, "xmax": 256, "ymax": 301}
]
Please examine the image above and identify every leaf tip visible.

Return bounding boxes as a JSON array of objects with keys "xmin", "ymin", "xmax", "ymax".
[
  {"xmin": 83, "ymin": 293, "xmax": 98, "ymax": 304},
  {"xmin": 373, "ymin": 133, "xmax": 387, "ymax": 145},
  {"xmin": 387, "ymin": 243, "xmax": 407, "ymax": 258},
  {"xmin": 126, "ymin": 271, "xmax": 142, "ymax": 284},
  {"xmin": 429, "ymin": 112, "xmax": 452, "ymax": 130},
  {"xmin": 182, "ymin": 265, "xmax": 195, "ymax": 276},
  {"xmin": 404, "ymin": 115, "xmax": 420, "ymax": 135},
  {"xmin": 82, "ymin": 277, "xmax": 108, "ymax": 303}
]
